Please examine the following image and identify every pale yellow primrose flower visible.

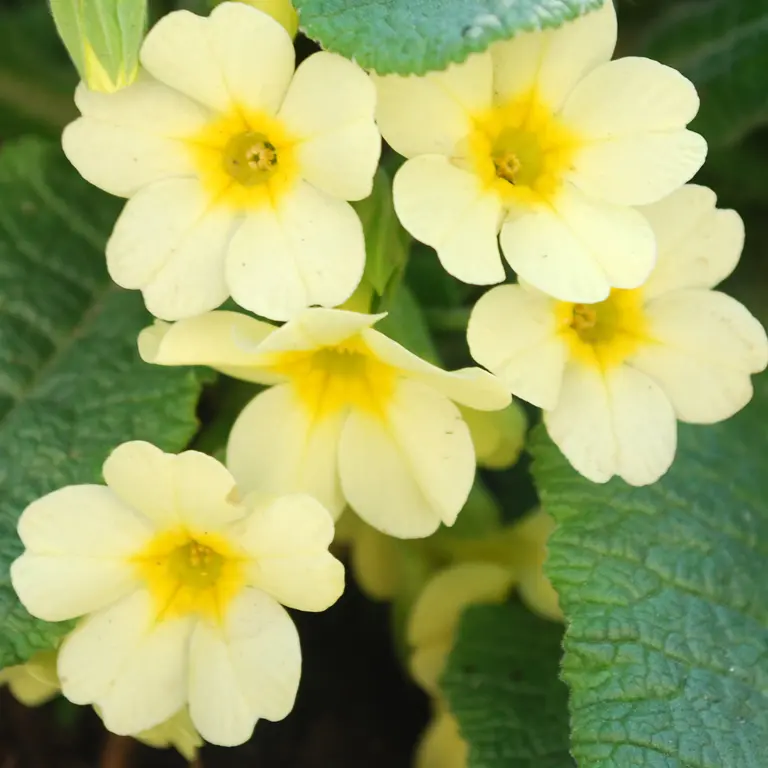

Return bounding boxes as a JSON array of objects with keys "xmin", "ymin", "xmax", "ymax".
[
  {"xmin": 139, "ymin": 308, "xmax": 511, "ymax": 539},
  {"xmin": 468, "ymin": 185, "xmax": 768, "ymax": 486},
  {"xmin": 10, "ymin": 442, "xmax": 344, "ymax": 746},
  {"xmin": 0, "ymin": 651, "xmax": 59, "ymax": 707},
  {"xmin": 407, "ymin": 562, "xmax": 515, "ymax": 695},
  {"xmin": 460, "ymin": 402, "xmax": 527, "ymax": 470},
  {"xmin": 62, "ymin": 2, "xmax": 380, "ymax": 322},
  {"xmin": 373, "ymin": 1, "xmax": 706, "ymax": 304},
  {"xmin": 219, "ymin": 0, "xmax": 299, "ymax": 37}
]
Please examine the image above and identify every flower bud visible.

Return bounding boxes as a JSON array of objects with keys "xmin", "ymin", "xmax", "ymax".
[
  {"xmin": 461, "ymin": 401, "xmax": 528, "ymax": 470},
  {"xmin": 49, "ymin": 0, "xmax": 147, "ymax": 93},
  {"xmin": 213, "ymin": 0, "xmax": 299, "ymax": 38}
]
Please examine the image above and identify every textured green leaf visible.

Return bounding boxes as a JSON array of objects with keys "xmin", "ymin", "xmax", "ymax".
[
  {"xmin": 442, "ymin": 602, "xmax": 573, "ymax": 768},
  {"xmin": 532, "ymin": 373, "xmax": 768, "ymax": 767},
  {"xmin": 293, "ymin": 0, "xmax": 604, "ymax": 75},
  {"xmin": 0, "ymin": 139, "xmax": 211, "ymax": 667},
  {"xmin": 642, "ymin": 0, "xmax": 768, "ymax": 146}
]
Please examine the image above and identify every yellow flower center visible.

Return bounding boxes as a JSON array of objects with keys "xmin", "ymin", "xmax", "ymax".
[
  {"xmin": 467, "ymin": 91, "xmax": 581, "ymax": 206},
  {"xmin": 268, "ymin": 335, "xmax": 397, "ymax": 418},
  {"xmin": 556, "ymin": 289, "xmax": 650, "ymax": 369},
  {"xmin": 187, "ymin": 110, "xmax": 299, "ymax": 211},
  {"xmin": 132, "ymin": 529, "xmax": 246, "ymax": 623}
]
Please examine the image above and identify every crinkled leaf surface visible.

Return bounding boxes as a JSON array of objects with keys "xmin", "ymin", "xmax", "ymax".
[
  {"xmin": 293, "ymin": 0, "xmax": 604, "ymax": 75},
  {"xmin": 642, "ymin": 0, "xmax": 768, "ymax": 146},
  {"xmin": 531, "ymin": 372, "xmax": 768, "ymax": 767},
  {"xmin": 0, "ymin": 140, "xmax": 210, "ymax": 667},
  {"xmin": 442, "ymin": 602, "xmax": 573, "ymax": 768}
]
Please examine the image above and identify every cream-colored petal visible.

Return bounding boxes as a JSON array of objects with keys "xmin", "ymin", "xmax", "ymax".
[
  {"xmin": 227, "ymin": 385, "xmax": 346, "ymax": 517},
  {"xmin": 550, "ymin": 183, "xmax": 657, "ymax": 288},
  {"xmin": 207, "ymin": 2, "xmax": 295, "ymax": 114},
  {"xmin": 408, "ymin": 562, "xmax": 515, "ymax": 648},
  {"xmin": 63, "ymin": 75, "xmax": 209, "ymax": 198},
  {"xmin": 173, "ymin": 450, "xmax": 246, "ymax": 531},
  {"xmin": 639, "ymin": 185, "xmax": 744, "ymax": 298},
  {"xmin": 545, "ymin": 363, "xmax": 677, "ymax": 486},
  {"xmin": 467, "ymin": 284, "xmax": 567, "ymax": 410},
  {"xmin": 393, "ymin": 156, "xmax": 505, "ymax": 285},
  {"xmin": 562, "ymin": 56, "xmax": 700, "ymax": 134},
  {"xmin": 567, "ymin": 129, "xmax": 707, "ymax": 207},
  {"xmin": 248, "ymin": 308, "xmax": 382, "ymax": 357},
  {"xmin": 62, "ymin": 119, "xmax": 197, "ymax": 198},
  {"xmin": 491, "ymin": 0, "xmax": 616, "ymax": 109},
  {"xmin": 103, "ymin": 442, "xmax": 178, "ymax": 527},
  {"xmin": 278, "ymin": 52, "xmax": 380, "ymax": 201},
  {"xmin": 138, "ymin": 312, "xmax": 283, "ymax": 385},
  {"xmin": 500, "ymin": 196, "xmax": 618, "ymax": 304},
  {"xmin": 373, "ymin": 53, "xmax": 492, "ymax": 158},
  {"xmin": 16, "ymin": 485, "xmax": 153, "ymax": 555},
  {"xmin": 141, "ymin": 4, "xmax": 294, "ymax": 114},
  {"xmin": 226, "ymin": 183, "xmax": 365, "ymax": 321},
  {"xmin": 73, "ymin": 74, "xmax": 213, "ymax": 133},
  {"xmin": 562, "ymin": 57, "xmax": 705, "ymax": 204},
  {"xmin": 57, "ymin": 589, "xmax": 153, "ymax": 705},
  {"xmin": 189, "ymin": 589, "xmax": 301, "ymax": 745},
  {"xmin": 106, "ymin": 178, "xmax": 235, "ymax": 320},
  {"xmin": 630, "ymin": 289, "xmax": 768, "ymax": 423},
  {"xmin": 338, "ymin": 380, "xmax": 475, "ymax": 538},
  {"xmin": 99, "ymin": 615, "xmax": 194, "ymax": 736},
  {"xmin": 410, "ymin": 642, "xmax": 451, "ymax": 696},
  {"xmin": 11, "ymin": 554, "xmax": 139, "ymax": 623},
  {"xmin": 362, "ymin": 329, "xmax": 511, "ymax": 410},
  {"xmin": 238, "ymin": 494, "xmax": 345, "ymax": 611}
]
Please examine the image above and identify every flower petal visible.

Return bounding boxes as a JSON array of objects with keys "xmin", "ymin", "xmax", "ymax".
[
  {"xmin": 237, "ymin": 494, "xmax": 345, "ymax": 611},
  {"xmin": 362, "ymin": 328, "xmax": 511, "ymax": 410},
  {"xmin": 106, "ymin": 178, "xmax": 235, "ymax": 320},
  {"xmin": 141, "ymin": 4, "xmax": 294, "ymax": 114},
  {"xmin": 630, "ymin": 289, "xmax": 768, "ymax": 423},
  {"xmin": 138, "ymin": 312, "xmax": 282, "ymax": 385},
  {"xmin": 107, "ymin": 443, "xmax": 244, "ymax": 532},
  {"xmin": 16, "ymin": 485, "xmax": 153, "ymax": 555},
  {"xmin": 562, "ymin": 57, "xmax": 705, "ymax": 205},
  {"xmin": 373, "ymin": 53, "xmax": 492, "ymax": 158},
  {"xmin": 63, "ymin": 76, "xmax": 208, "ymax": 197},
  {"xmin": 639, "ymin": 185, "xmax": 744, "ymax": 299},
  {"xmin": 500, "ymin": 184, "xmax": 655, "ymax": 302},
  {"xmin": 278, "ymin": 52, "xmax": 380, "ymax": 201},
  {"xmin": 226, "ymin": 182, "xmax": 365, "ymax": 321},
  {"xmin": 11, "ymin": 554, "xmax": 139, "ymax": 623},
  {"xmin": 491, "ymin": 0, "xmax": 616, "ymax": 109},
  {"xmin": 544, "ymin": 363, "xmax": 677, "ymax": 486},
  {"xmin": 102, "ymin": 442, "xmax": 179, "ymax": 528},
  {"xmin": 227, "ymin": 385, "xmax": 346, "ymax": 517},
  {"xmin": 338, "ymin": 380, "xmax": 475, "ymax": 538},
  {"xmin": 415, "ymin": 711, "xmax": 468, "ymax": 768},
  {"xmin": 393, "ymin": 156, "xmax": 505, "ymax": 284},
  {"xmin": 189, "ymin": 589, "xmax": 301, "ymax": 745},
  {"xmin": 99, "ymin": 613, "xmax": 194, "ymax": 736},
  {"xmin": 57, "ymin": 589, "xmax": 152, "ymax": 705},
  {"xmin": 467, "ymin": 284, "xmax": 567, "ymax": 409},
  {"xmin": 251, "ymin": 308, "xmax": 382, "ymax": 356},
  {"xmin": 173, "ymin": 450, "xmax": 245, "ymax": 530}
]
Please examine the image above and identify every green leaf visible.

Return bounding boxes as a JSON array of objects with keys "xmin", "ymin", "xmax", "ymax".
[
  {"xmin": 642, "ymin": 0, "xmax": 768, "ymax": 146},
  {"xmin": 353, "ymin": 166, "xmax": 410, "ymax": 297},
  {"xmin": 531, "ymin": 374, "xmax": 768, "ymax": 767},
  {"xmin": 0, "ymin": 139, "xmax": 211, "ymax": 667},
  {"xmin": 293, "ymin": 0, "xmax": 604, "ymax": 75},
  {"xmin": 442, "ymin": 602, "xmax": 573, "ymax": 768},
  {"xmin": 376, "ymin": 283, "xmax": 441, "ymax": 363}
]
